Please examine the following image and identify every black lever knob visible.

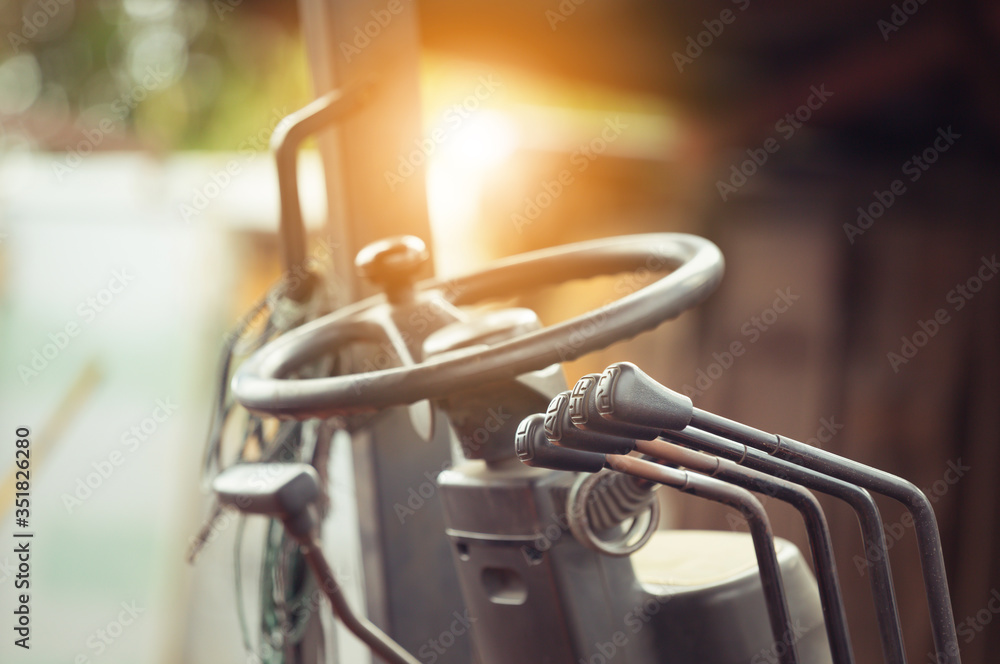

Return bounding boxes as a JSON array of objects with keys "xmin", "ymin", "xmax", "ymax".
[
  {"xmin": 544, "ymin": 392, "xmax": 636, "ymax": 455},
  {"xmin": 568, "ymin": 374, "xmax": 661, "ymax": 440},
  {"xmin": 355, "ymin": 235, "xmax": 429, "ymax": 303},
  {"xmin": 596, "ymin": 362, "xmax": 693, "ymax": 432},
  {"xmin": 516, "ymin": 414, "xmax": 607, "ymax": 473}
]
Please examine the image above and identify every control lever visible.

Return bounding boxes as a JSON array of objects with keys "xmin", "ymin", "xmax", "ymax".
[
  {"xmin": 516, "ymin": 414, "xmax": 660, "ymax": 556},
  {"xmin": 568, "ymin": 374, "xmax": 661, "ymax": 440},
  {"xmin": 212, "ymin": 463, "xmax": 421, "ymax": 664},
  {"xmin": 517, "ymin": 428, "xmax": 799, "ymax": 664},
  {"xmin": 271, "ymin": 82, "xmax": 373, "ymax": 299},
  {"xmin": 554, "ymin": 397, "xmax": 855, "ymax": 664},
  {"xmin": 544, "ymin": 391, "xmax": 636, "ymax": 455},
  {"xmin": 516, "ymin": 414, "xmax": 606, "ymax": 472},
  {"xmin": 685, "ymin": 414, "xmax": 959, "ymax": 664},
  {"xmin": 605, "ymin": 454, "xmax": 800, "ymax": 664},
  {"xmin": 590, "ymin": 363, "xmax": 918, "ymax": 664},
  {"xmin": 641, "ymin": 440, "xmax": 854, "ymax": 664},
  {"xmin": 597, "ymin": 361, "xmax": 960, "ymax": 664},
  {"xmin": 545, "ymin": 386, "xmax": 853, "ymax": 664}
]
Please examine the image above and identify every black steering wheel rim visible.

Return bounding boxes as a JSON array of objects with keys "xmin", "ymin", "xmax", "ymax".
[{"xmin": 232, "ymin": 233, "xmax": 724, "ymax": 419}]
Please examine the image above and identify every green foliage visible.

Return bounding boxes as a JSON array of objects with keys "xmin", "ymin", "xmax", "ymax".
[{"xmin": 1, "ymin": 0, "xmax": 311, "ymax": 150}]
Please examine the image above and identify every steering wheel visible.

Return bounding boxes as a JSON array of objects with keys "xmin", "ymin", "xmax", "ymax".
[{"xmin": 232, "ymin": 233, "xmax": 724, "ymax": 419}]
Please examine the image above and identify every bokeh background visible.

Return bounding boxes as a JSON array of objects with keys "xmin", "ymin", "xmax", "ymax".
[{"xmin": 1, "ymin": 0, "xmax": 998, "ymax": 663}]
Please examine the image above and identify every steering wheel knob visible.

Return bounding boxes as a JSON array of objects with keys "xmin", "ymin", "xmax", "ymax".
[{"xmin": 355, "ymin": 235, "xmax": 429, "ymax": 303}]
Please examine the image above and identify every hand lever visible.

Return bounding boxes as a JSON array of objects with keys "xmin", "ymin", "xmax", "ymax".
[{"xmin": 213, "ymin": 463, "xmax": 421, "ymax": 664}]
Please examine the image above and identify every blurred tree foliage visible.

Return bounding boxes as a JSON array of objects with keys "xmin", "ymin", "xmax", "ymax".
[{"xmin": 0, "ymin": 0, "xmax": 311, "ymax": 151}]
